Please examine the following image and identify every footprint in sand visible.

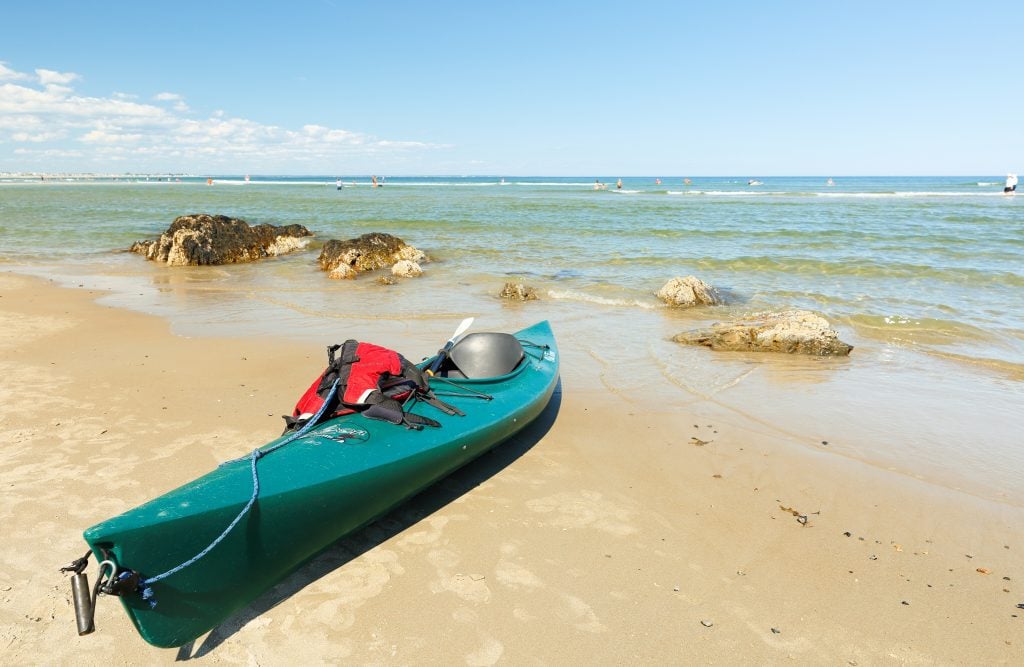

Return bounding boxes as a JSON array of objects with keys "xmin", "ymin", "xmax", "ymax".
[
  {"xmin": 465, "ymin": 635, "xmax": 504, "ymax": 666},
  {"xmin": 427, "ymin": 548, "xmax": 491, "ymax": 603},
  {"xmin": 559, "ymin": 593, "xmax": 606, "ymax": 633},
  {"xmin": 512, "ymin": 607, "xmax": 537, "ymax": 622},
  {"xmin": 0, "ymin": 364, "xmax": 74, "ymax": 416},
  {"xmin": 0, "ymin": 311, "xmax": 75, "ymax": 351},
  {"xmin": 297, "ymin": 548, "xmax": 403, "ymax": 631},
  {"xmin": 494, "ymin": 559, "xmax": 544, "ymax": 591},
  {"xmin": 525, "ymin": 490, "xmax": 637, "ymax": 536},
  {"xmin": 396, "ymin": 515, "xmax": 465, "ymax": 550}
]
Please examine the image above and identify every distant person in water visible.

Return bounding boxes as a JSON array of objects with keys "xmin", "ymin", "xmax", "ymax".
[
  {"xmin": 1005, "ymin": 173, "xmax": 1018, "ymax": 194},
  {"xmin": 655, "ymin": 178, "xmax": 661, "ymax": 185},
  {"xmin": 684, "ymin": 178, "xmax": 692, "ymax": 185},
  {"xmin": 371, "ymin": 175, "xmax": 378, "ymax": 188},
  {"xmin": 336, "ymin": 178, "xmax": 342, "ymax": 190},
  {"xmin": 826, "ymin": 178, "xmax": 834, "ymax": 186},
  {"xmin": 616, "ymin": 178, "xmax": 622, "ymax": 190}
]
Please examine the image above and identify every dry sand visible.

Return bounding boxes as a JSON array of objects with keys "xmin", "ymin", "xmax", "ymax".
[{"xmin": 0, "ymin": 272, "xmax": 1021, "ymax": 664}]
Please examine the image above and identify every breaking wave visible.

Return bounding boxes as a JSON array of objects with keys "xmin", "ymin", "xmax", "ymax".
[{"xmin": 547, "ymin": 289, "xmax": 659, "ymax": 309}]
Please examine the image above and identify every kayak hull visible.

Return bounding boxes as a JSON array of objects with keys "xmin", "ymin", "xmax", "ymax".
[{"xmin": 82, "ymin": 320, "xmax": 558, "ymax": 648}]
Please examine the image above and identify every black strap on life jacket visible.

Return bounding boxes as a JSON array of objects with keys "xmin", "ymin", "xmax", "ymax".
[
  {"xmin": 362, "ymin": 393, "xmax": 441, "ymax": 429},
  {"xmin": 318, "ymin": 340, "xmax": 361, "ymax": 401}
]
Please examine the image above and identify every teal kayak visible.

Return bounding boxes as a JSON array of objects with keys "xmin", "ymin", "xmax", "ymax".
[{"xmin": 80, "ymin": 320, "xmax": 558, "ymax": 648}]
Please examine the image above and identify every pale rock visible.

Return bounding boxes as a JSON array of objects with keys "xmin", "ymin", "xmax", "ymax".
[
  {"xmin": 656, "ymin": 276, "xmax": 722, "ymax": 307},
  {"xmin": 673, "ymin": 309, "xmax": 853, "ymax": 356},
  {"xmin": 499, "ymin": 282, "xmax": 539, "ymax": 301},
  {"xmin": 391, "ymin": 260, "xmax": 423, "ymax": 278}
]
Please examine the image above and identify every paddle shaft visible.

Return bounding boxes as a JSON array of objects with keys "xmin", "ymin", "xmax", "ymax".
[{"xmin": 428, "ymin": 317, "xmax": 473, "ymax": 375}]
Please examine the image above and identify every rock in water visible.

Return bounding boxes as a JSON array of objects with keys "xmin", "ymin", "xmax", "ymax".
[
  {"xmin": 130, "ymin": 214, "xmax": 312, "ymax": 266},
  {"xmin": 673, "ymin": 310, "xmax": 853, "ymax": 356},
  {"xmin": 391, "ymin": 259, "xmax": 423, "ymax": 278},
  {"xmin": 318, "ymin": 232, "xmax": 426, "ymax": 280},
  {"xmin": 656, "ymin": 276, "xmax": 722, "ymax": 307},
  {"xmin": 499, "ymin": 282, "xmax": 539, "ymax": 301}
]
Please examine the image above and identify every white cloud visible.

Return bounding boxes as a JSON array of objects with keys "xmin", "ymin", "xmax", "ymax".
[
  {"xmin": 153, "ymin": 92, "xmax": 189, "ymax": 112},
  {"xmin": 12, "ymin": 131, "xmax": 66, "ymax": 142},
  {"xmin": 0, "ymin": 82, "xmax": 172, "ymax": 119},
  {"xmin": 378, "ymin": 139, "xmax": 452, "ymax": 150},
  {"xmin": 0, "ymin": 62, "xmax": 32, "ymax": 81},
  {"xmin": 0, "ymin": 62, "xmax": 450, "ymax": 172},
  {"xmin": 42, "ymin": 84, "xmax": 76, "ymax": 96},
  {"xmin": 13, "ymin": 147, "xmax": 84, "ymax": 158},
  {"xmin": 0, "ymin": 114, "xmax": 43, "ymax": 131},
  {"xmin": 36, "ymin": 68, "xmax": 79, "ymax": 86},
  {"xmin": 81, "ymin": 129, "xmax": 144, "ymax": 144}
]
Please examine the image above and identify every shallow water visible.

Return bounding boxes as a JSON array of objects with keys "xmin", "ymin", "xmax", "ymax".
[{"xmin": 1, "ymin": 176, "xmax": 1021, "ymax": 503}]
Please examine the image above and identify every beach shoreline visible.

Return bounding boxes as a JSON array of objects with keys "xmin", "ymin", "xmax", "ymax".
[
  {"xmin": 13, "ymin": 247, "xmax": 1024, "ymax": 510},
  {"xmin": 1, "ymin": 272, "xmax": 1021, "ymax": 664},
  {"xmin": 2, "ymin": 176, "xmax": 1020, "ymax": 513}
]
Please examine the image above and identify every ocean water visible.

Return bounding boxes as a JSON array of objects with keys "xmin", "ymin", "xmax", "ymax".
[{"xmin": 1, "ymin": 175, "xmax": 1021, "ymax": 503}]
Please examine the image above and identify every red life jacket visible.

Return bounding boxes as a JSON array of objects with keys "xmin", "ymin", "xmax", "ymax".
[{"xmin": 286, "ymin": 340, "xmax": 440, "ymax": 431}]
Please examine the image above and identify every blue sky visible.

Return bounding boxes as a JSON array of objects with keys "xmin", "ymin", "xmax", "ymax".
[{"xmin": 0, "ymin": 1, "xmax": 1019, "ymax": 175}]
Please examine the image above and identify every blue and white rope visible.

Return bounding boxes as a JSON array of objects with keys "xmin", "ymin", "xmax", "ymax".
[{"xmin": 139, "ymin": 378, "xmax": 340, "ymax": 606}]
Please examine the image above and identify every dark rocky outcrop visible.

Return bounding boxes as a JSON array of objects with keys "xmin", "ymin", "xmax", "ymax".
[
  {"xmin": 318, "ymin": 232, "xmax": 426, "ymax": 280},
  {"xmin": 130, "ymin": 214, "xmax": 312, "ymax": 265},
  {"xmin": 673, "ymin": 310, "xmax": 853, "ymax": 356},
  {"xmin": 656, "ymin": 276, "xmax": 722, "ymax": 307},
  {"xmin": 499, "ymin": 282, "xmax": 539, "ymax": 301}
]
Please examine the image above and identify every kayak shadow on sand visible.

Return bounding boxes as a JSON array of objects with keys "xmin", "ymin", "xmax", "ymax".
[{"xmin": 176, "ymin": 380, "xmax": 562, "ymax": 659}]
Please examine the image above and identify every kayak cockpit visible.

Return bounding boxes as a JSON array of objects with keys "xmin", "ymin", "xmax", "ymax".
[{"xmin": 434, "ymin": 332, "xmax": 525, "ymax": 379}]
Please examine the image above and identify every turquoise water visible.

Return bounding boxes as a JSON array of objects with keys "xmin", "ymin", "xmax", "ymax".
[{"xmin": 1, "ymin": 176, "xmax": 1022, "ymax": 502}]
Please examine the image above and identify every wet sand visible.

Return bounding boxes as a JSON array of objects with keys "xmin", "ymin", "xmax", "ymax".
[{"xmin": 0, "ymin": 272, "xmax": 1021, "ymax": 664}]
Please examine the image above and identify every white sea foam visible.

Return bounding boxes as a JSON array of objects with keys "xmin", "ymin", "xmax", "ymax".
[
  {"xmin": 213, "ymin": 179, "xmax": 335, "ymax": 186},
  {"xmin": 610, "ymin": 189, "xmax": 641, "ymax": 194},
  {"xmin": 382, "ymin": 181, "xmax": 595, "ymax": 187},
  {"xmin": 214, "ymin": 179, "xmax": 513, "ymax": 187},
  {"xmin": 662, "ymin": 188, "xmax": 1010, "ymax": 198},
  {"xmin": 394, "ymin": 181, "xmax": 497, "ymax": 186},
  {"xmin": 515, "ymin": 181, "xmax": 594, "ymax": 187},
  {"xmin": 814, "ymin": 191, "xmax": 1007, "ymax": 198},
  {"xmin": 547, "ymin": 289, "xmax": 658, "ymax": 309}
]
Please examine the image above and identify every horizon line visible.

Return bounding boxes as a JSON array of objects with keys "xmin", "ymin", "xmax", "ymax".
[{"xmin": 0, "ymin": 172, "xmax": 1013, "ymax": 179}]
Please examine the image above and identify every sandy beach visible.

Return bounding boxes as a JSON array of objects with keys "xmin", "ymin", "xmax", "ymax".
[{"xmin": 0, "ymin": 271, "xmax": 1021, "ymax": 664}]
